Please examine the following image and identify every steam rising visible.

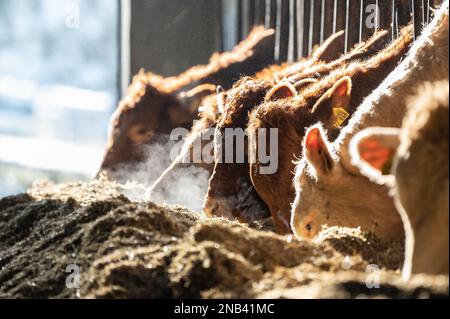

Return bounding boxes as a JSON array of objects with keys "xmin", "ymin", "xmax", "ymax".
[{"xmin": 110, "ymin": 135, "xmax": 210, "ymax": 213}]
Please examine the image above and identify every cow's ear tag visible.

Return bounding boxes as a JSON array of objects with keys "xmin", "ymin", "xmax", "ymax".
[{"xmin": 332, "ymin": 106, "xmax": 350, "ymax": 128}]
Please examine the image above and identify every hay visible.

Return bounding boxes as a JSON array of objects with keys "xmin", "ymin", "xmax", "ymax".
[{"xmin": 0, "ymin": 180, "xmax": 447, "ymax": 298}]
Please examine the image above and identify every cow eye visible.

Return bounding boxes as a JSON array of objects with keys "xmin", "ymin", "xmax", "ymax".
[
  {"xmin": 128, "ymin": 124, "xmax": 153, "ymax": 144},
  {"xmin": 305, "ymin": 223, "xmax": 312, "ymax": 232}
]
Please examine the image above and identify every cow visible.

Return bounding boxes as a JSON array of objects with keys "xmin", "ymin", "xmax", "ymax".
[
  {"xmin": 202, "ymin": 77, "xmax": 274, "ymax": 224},
  {"xmin": 350, "ymin": 81, "xmax": 449, "ymax": 278},
  {"xmin": 201, "ymin": 29, "xmax": 385, "ymax": 227},
  {"xmin": 98, "ymin": 26, "xmax": 276, "ymax": 179},
  {"xmin": 290, "ymin": 1, "xmax": 448, "ymax": 259},
  {"xmin": 249, "ymin": 27, "xmax": 413, "ymax": 234},
  {"xmin": 149, "ymin": 30, "xmax": 353, "ymax": 209}
]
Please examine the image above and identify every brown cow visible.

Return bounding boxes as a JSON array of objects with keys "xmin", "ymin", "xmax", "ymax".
[
  {"xmin": 291, "ymin": 3, "xmax": 448, "ymax": 247},
  {"xmin": 202, "ymin": 77, "xmax": 274, "ymax": 223},
  {"xmin": 249, "ymin": 28, "xmax": 413, "ymax": 234},
  {"xmin": 98, "ymin": 27, "xmax": 276, "ymax": 179},
  {"xmin": 201, "ymin": 29, "xmax": 404, "ymax": 233},
  {"xmin": 351, "ymin": 81, "xmax": 449, "ymax": 278},
  {"xmin": 149, "ymin": 31, "xmax": 351, "ymax": 208},
  {"xmin": 201, "ymin": 30, "xmax": 371, "ymax": 226}
]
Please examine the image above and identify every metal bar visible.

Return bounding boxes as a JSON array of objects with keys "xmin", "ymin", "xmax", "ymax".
[
  {"xmin": 411, "ymin": 0, "xmax": 423, "ymax": 39},
  {"xmin": 320, "ymin": 0, "xmax": 326, "ymax": 43},
  {"xmin": 222, "ymin": 0, "xmax": 239, "ymax": 50},
  {"xmin": 275, "ymin": 0, "xmax": 282, "ymax": 61},
  {"xmin": 120, "ymin": 0, "xmax": 131, "ymax": 99},
  {"xmin": 391, "ymin": 0, "xmax": 396, "ymax": 39},
  {"xmin": 241, "ymin": 0, "xmax": 250, "ymax": 39},
  {"xmin": 359, "ymin": 0, "xmax": 364, "ymax": 42},
  {"xmin": 345, "ymin": 0, "xmax": 350, "ymax": 52},
  {"xmin": 297, "ymin": 0, "xmax": 305, "ymax": 57},
  {"xmin": 375, "ymin": 0, "xmax": 379, "ymax": 30},
  {"xmin": 288, "ymin": 0, "xmax": 297, "ymax": 61}
]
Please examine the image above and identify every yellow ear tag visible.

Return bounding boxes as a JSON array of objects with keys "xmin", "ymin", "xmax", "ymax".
[{"xmin": 332, "ymin": 107, "xmax": 350, "ymax": 128}]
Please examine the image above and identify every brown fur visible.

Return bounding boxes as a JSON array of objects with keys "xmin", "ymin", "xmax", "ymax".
[
  {"xmin": 292, "ymin": 3, "xmax": 448, "ymax": 246},
  {"xmin": 203, "ymin": 78, "xmax": 272, "ymax": 223},
  {"xmin": 98, "ymin": 26, "xmax": 276, "ymax": 176},
  {"xmin": 394, "ymin": 81, "xmax": 449, "ymax": 276},
  {"xmin": 202, "ymin": 30, "xmax": 364, "ymax": 229}
]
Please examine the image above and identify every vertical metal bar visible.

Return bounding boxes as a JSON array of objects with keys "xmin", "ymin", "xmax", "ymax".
[
  {"xmin": 237, "ymin": 0, "xmax": 243, "ymax": 41},
  {"xmin": 275, "ymin": 0, "xmax": 282, "ymax": 61},
  {"xmin": 333, "ymin": 0, "xmax": 338, "ymax": 33},
  {"xmin": 320, "ymin": 0, "xmax": 326, "ymax": 43},
  {"xmin": 345, "ymin": 0, "xmax": 350, "ymax": 52},
  {"xmin": 391, "ymin": 0, "xmax": 396, "ymax": 39},
  {"xmin": 288, "ymin": 0, "xmax": 295, "ymax": 61},
  {"xmin": 394, "ymin": 0, "xmax": 401, "ymax": 37},
  {"xmin": 359, "ymin": 0, "xmax": 364, "ymax": 42},
  {"xmin": 411, "ymin": 0, "xmax": 416, "ymax": 39},
  {"xmin": 222, "ymin": 0, "xmax": 240, "ymax": 50},
  {"xmin": 375, "ymin": 0, "xmax": 379, "ymax": 31},
  {"xmin": 297, "ymin": 0, "xmax": 305, "ymax": 57},
  {"xmin": 411, "ymin": 0, "xmax": 423, "ymax": 39},
  {"xmin": 265, "ymin": 0, "xmax": 272, "ymax": 27},
  {"xmin": 241, "ymin": 0, "xmax": 250, "ymax": 39},
  {"xmin": 308, "ymin": 0, "xmax": 315, "ymax": 55},
  {"xmin": 120, "ymin": 0, "xmax": 131, "ymax": 99},
  {"xmin": 421, "ymin": 0, "xmax": 426, "ymax": 26}
]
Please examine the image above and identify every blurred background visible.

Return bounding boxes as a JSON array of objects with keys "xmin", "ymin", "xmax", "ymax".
[
  {"xmin": 0, "ymin": 0, "xmax": 428, "ymax": 197},
  {"xmin": 0, "ymin": 0, "xmax": 119, "ymax": 196},
  {"xmin": 0, "ymin": 0, "xmax": 226, "ymax": 197}
]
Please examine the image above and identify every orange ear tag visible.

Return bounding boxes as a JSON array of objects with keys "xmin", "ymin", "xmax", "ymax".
[{"xmin": 332, "ymin": 107, "xmax": 350, "ymax": 129}]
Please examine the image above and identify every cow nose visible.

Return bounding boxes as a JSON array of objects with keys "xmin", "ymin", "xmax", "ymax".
[
  {"xmin": 203, "ymin": 199, "xmax": 219, "ymax": 217},
  {"xmin": 300, "ymin": 219, "xmax": 319, "ymax": 240}
]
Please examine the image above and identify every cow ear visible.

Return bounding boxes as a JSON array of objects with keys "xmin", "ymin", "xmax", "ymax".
[
  {"xmin": 350, "ymin": 127, "xmax": 401, "ymax": 182},
  {"xmin": 329, "ymin": 76, "xmax": 352, "ymax": 112},
  {"xmin": 304, "ymin": 126, "xmax": 334, "ymax": 176},
  {"xmin": 312, "ymin": 76, "xmax": 352, "ymax": 129},
  {"xmin": 265, "ymin": 81, "xmax": 297, "ymax": 101},
  {"xmin": 312, "ymin": 30, "xmax": 345, "ymax": 63}
]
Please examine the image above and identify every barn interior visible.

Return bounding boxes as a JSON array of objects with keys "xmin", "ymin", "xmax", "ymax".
[{"xmin": 0, "ymin": 0, "xmax": 448, "ymax": 299}]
